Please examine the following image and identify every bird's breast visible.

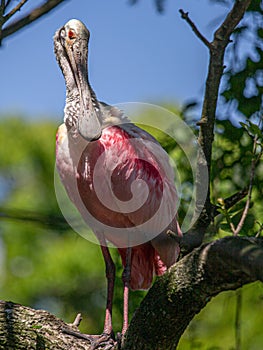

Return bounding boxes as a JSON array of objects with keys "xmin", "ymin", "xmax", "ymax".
[{"xmin": 56, "ymin": 123, "xmax": 178, "ymax": 245}]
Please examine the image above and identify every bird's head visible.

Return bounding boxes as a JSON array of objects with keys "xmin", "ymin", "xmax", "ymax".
[{"xmin": 54, "ymin": 19, "xmax": 102, "ymax": 141}]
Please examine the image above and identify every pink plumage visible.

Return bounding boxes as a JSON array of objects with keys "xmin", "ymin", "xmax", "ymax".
[
  {"xmin": 54, "ymin": 19, "xmax": 182, "ymax": 340},
  {"xmin": 56, "ymin": 123, "xmax": 181, "ymax": 290}
]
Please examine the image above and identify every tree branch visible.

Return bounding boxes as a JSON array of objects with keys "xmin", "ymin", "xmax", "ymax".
[
  {"xmin": 4, "ymin": 0, "xmax": 28, "ymax": 23},
  {"xmin": 123, "ymin": 236, "xmax": 263, "ymax": 349},
  {"xmin": 179, "ymin": 9, "xmax": 211, "ymax": 49},
  {"xmin": 0, "ymin": 0, "xmax": 5, "ymax": 42},
  {"xmin": 180, "ymin": 0, "xmax": 252, "ymax": 239},
  {"xmin": 179, "ymin": 188, "xmax": 249, "ymax": 254},
  {"xmin": 0, "ymin": 0, "xmax": 66, "ymax": 41},
  {"xmin": 0, "ymin": 301, "xmax": 93, "ymax": 350},
  {"xmin": 222, "ymin": 187, "xmax": 249, "ymax": 211},
  {"xmin": 5, "ymin": 0, "xmax": 11, "ymax": 8},
  {"xmin": 213, "ymin": 0, "xmax": 253, "ymax": 45},
  {"xmin": 233, "ymin": 136, "xmax": 262, "ymax": 235}
]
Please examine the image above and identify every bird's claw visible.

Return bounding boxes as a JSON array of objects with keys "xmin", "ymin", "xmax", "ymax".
[
  {"xmin": 62, "ymin": 328, "xmax": 118, "ymax": 349},
  {"xmin": 88, "ymin": 333, "xmax": 117, "ymax": 350}
]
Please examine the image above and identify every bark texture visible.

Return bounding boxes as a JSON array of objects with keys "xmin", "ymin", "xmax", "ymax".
[
  {"xmin": 123, "ymin": 236, "xmax": 263, "ymax": 349},
  {"xmin": 0, "ymin": 301, "xmax": 91, "ymax": 350}
]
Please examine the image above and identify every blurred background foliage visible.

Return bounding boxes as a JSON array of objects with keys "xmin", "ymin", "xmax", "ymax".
[{"xmin": 0, "ymin": 0, "xmax": 263, "ymax": 349}]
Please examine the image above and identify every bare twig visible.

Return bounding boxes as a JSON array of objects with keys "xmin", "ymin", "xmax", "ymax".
[
  {"xmin": 217, "ymin": 123, "xmax": 262, "ymax": 236},
  {"xmin": 223, "ymin": 188, "xmax": 249, "ymax": 210},
  {"xmin": 176, "ymin": 188, "xmax": 248, "ymax": 254},
  {"xmin": 6, "ymin": 0, "xmax": 12, "ymax": 8},
  {"xmin": 218, "ymin": 198, "xmax": 237, "ymax": 234},
  {"xmin": 72, "ymin": 313, "xmax": 82, "ymax": 327},
  {"xmin": 0, "ymin": 0, "xmax": 65, "ymax": 41},
  {"xmin": 212, "ymin": 187, "xmax": 248, "ymax": 219},
  {"xmin": 255, "ymin": 222, "xmax": 263, "ymax": 237},
  {"xmin": 233, "ymin": 166, "xmax": 254, "ymax": 235},
  {"xmin": 233, "ymin": 136, "xmax": 262, "ymax": 235},
  {"xmin": 179, "ymin": 9, "xmax": 211, "ymax": 49},
  {"xmin": 4, "ymin": 0, "xmax": 28, "ymax": 23},
  {"xmin": 219, "ymin": 152, "xmax": 261, "ymax": 237},
  {"xmin": 0, "ymin": 1, "xmax": 5, "ymax": 44}
]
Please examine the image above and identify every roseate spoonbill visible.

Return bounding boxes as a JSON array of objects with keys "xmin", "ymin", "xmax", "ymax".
[{"xmin": 54, "ymin": 19, "xmax": 182, "ymax": 347}]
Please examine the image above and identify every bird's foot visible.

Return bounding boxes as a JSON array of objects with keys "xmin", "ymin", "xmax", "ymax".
[
  {"xmin": 62, "ymin": 328, "xmax": 118, "ymax": 349},
  {"xmin": 116, "ymin": 332, "xmax": 124, "ymax": 348},
  {"xmin": 88, "ymin": 332, "xmax": 117, "ymax": 349}
]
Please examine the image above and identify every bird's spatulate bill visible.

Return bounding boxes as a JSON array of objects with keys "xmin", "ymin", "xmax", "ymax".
[
  {"xmin": 78, "ymin": 105, "xmax": 102, "ymax": 141},
  {"xmin": 77, "ymin": 76, "xmax": 101, "ymax": 141},
  {"xmin": 75, "ymin": 61, "xmax": 102, "ymax": 141}
]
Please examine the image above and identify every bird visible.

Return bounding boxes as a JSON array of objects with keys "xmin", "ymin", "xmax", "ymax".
[{"xmin": 54, "ymin": 19, "xmax": 182, "ymax": 347}]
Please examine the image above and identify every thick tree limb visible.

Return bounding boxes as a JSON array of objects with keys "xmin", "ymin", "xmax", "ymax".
[
  {"xmin": 123, "ymin": 236, "xmax": 263, "ymax": 349},
  {"xmin": 0, "ymin": 236, "xmax": 262, "ymax": 350},
  {"xmin": 0, "ymin": 301, "xmax": 92, "ymax": 349}
]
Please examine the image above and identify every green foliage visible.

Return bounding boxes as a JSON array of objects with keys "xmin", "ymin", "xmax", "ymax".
[
  {"xmin": 179, "ymin": 283, "xmax": 263, "ymax": 350},
  {"xmin": 211, "ymin": 117, "xmax": 263, "ymax": 237},
  {"xmin": 221, "ymin": 1, "xmax": 263, "ymax": 122}
]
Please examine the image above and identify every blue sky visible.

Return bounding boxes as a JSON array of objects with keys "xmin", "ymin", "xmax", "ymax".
[{"xmin": 0, "ymin": 0, "xmax": 228, "ymax": 121}]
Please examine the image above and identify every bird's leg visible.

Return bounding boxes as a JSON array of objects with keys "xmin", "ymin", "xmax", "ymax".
[
  {"xmin": 100, "ymin": 244, "xmax": 116, "ymax": 336},
  {"xmin": 62, "ymin": 238, "xmax": 116, "ymax": 349},
  {"xmin": 121, "ymin": 247, "xmax": 132, "ymax": 335},
  {"xmin": 79, "ymin": 242, "xmax": 116, "ymax": 349}
]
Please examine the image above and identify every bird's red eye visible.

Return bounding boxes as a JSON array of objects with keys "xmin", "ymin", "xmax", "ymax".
[{"xmin": 68, "ymin": 30, "xmax": 76, "ymax": 40}]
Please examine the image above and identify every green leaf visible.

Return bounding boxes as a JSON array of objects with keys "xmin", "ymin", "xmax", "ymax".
[
  {"xmin": 257, "ymin": 28, "xmax": 263, "ymax": 39},
  {"xmin": 247, "ymin": 0, "xmax": 263, "ymax": 12},
  {"xmin": 240, "ymin": 120, "xmax": 263, "ymax": 138},
  {"xmin": 248, "ymin": 121, "xmax": 263, "ymax": 137},
  {"xmin": 233, "ymin": 25, "xmax": 248, "ymax": 35},
  {"xmin": 239, "ymin": 95, "xmax": 262, "ymax": 117}
]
